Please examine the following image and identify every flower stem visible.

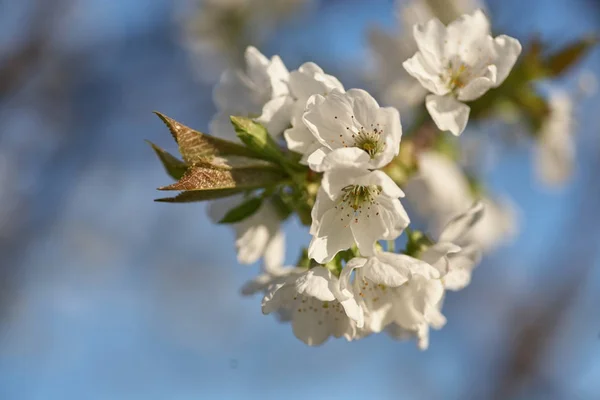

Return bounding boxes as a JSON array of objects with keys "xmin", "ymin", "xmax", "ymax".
[{"xmin": 387, "ymin": 240, "xmax": 395, "ymax": 253}]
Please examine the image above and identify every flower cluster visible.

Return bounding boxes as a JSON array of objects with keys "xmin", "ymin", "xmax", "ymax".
[
  {"xmin": 152, "ymin": 8, "xmax": 597, "ymax": 349},
  {"xmin": 199, "ymin": 10, "xmax": 509, "ymax": 345}
]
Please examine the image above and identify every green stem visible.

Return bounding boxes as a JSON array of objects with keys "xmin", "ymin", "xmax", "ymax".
[{"xmin": 387, "ymin": 240, "xmax": 396, "ymax": 253}]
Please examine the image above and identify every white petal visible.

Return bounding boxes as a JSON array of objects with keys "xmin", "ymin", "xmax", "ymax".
[
  {"xmin": 309, "ymin": 207, "xmax": 355, "ymax": 263},
  {"xmin": 443, "ymin": 268, "xmax": 472, "ymax": 291},
  {"xmin": 263, "ymin": 229, "xmax": 285, "ymax": 273},
  {"xmin": 351, "ymin": 210, "xmax": 388, "ymax": 257},
  {"xmin": 403, "ymin": 53, "xmax": 449, "ymax": 96},
  {"xmin": 306, "ymin": 147, "xmax": 329, "ymax": 171},
  {"xmin": 419, "ymin": 242, "xmax": 461, "ymax": 274},
  {"xmin": 493, "ymin": 35, "xmax": 522, "ymax": 86},
  {"xmin": 262, "ymin": 283, "xmax": 294, "ymax": 315},
  {"xmin": 363, "ymin": 253, "xmax": 411, "ymax": 287},
  {"xmin": 256, "ymin": 96, "xmax": 293, "ymax": 137},
  {"xmin": 380, "ymin": 198, "xmax": 410, "ymax": 240},
  {"xmin": 445, "ymin": 9, "xmax": 491, "ymax": 59},
  {"xmin": 244, "ymin": 46, "xmax": 270, "ymax": 76},
  {"xmin": 289, "ymin": 62, "xmax": 344, "ymax": 101},
  {"xmin": 302, "ymin": 90, "xmax": 355, "ymax": 150},
  {"xmin": 346, "ymin": 88, "xmax": 381, "ymax": 127},
  {"xmin": 456, "ymin": 65, "xmax": 497, "ymax": 102},
  {"xmin": 292, "ymin": 304, "xmax": 331, "ymax": 346},
  {"xmin": 315, "ymin": 147, "xmax": 371, "ymax": 171},
  {"xmin": 235, "ymin": 224, "xmax": 269, "ymax": 264},
  {"xmin": 321, "ymin": 167, "xmax": 368, "ymax": 200},
  {"xmin": 339, "ymin": 297, "xmax": 364, "ymax": 328},
  {"xmin": 356, "ymin": 170, "xmax": 405, "ymax": 198},
  {"xmin": 284, "ymin": 124, "xmax": 315, "ymax": 154},
  {"xmin": 295, "ymin": 267, "xmax": 336, "ymax": 302},
  {"xmin": 310, "ymin": 188, "xmax": 334, "ymax": 235},
  {"xmin": 438, "ymin": 201, "xmax": 485, "ymax": 243},
  {"xmin": 413, "ymin": 18, "xmax": 446, "ymax": 71},
  {"xmin": 266, "ymin": 55, "xmax": 290, "ymax": 97},
  {"xmin": 425, "ymin": 94, "xmax": 470, "ymax": 136},
  {"xmin": 381, "ymin": 106, "xmax": 403, "ymax": 154},
  {"xmin": 339, "ymin": 257, "xmax": 367, "ymax": 295}
]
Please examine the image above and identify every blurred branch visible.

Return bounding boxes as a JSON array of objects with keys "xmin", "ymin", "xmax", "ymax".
[
  {"xmin": 491, "ymin": 145, "xmax": 600, "ymax": 399},
  {"xmin": 0, "ymin": 0, "xmax": 68, "ymax": 100}
]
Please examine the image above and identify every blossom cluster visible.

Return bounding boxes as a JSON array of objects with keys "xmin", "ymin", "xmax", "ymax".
[{"xmin": 195, "ymin": 9, "xmax": 523, "ymax": 347}]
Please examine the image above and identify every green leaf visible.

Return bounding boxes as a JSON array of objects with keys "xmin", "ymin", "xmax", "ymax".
[
  {"xmin": 230, "ymin": 116, "xmax": 290, "ymax": 165},
  {"xmin": 155, "ymin": 188, "xmax": 241, "ymax": 203},
  {"xmin": 270, "ymin": 193, "xmax": 294, "ymax": 221},
  {"xmin": 545, "ymin": 36, "xmax": 598, "ymax": 77},
  {"xmin": 146, "ymin": 140, "xmax": 188, "ymax": 180},
  {"xmin": 158, "ymin": 163, "xmax": 286, "ymax": 192},
  {"xmin": 295, "ymin": 248, "xmax": 311, "ymax": 269},
  {"xmin": 154, "ymin": 112, "xmax": 263, "ymax": 163},
  {"xmin": 219, "ymin": 197, "xmax": 263, "ymax": 223}
]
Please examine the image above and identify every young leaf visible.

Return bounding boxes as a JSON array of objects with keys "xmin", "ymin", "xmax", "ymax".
[
  {"xmin": 230, "ymin": 116, "xmax": 289, "ymax": 165},
  {"xmin": 155, "ymin": 188, "xmax": 241, "ymax": 203},
  {"xmin": 219, "ymin": 197, "xmax": 263, "ymax": 224},
  {"xmin": 545, "ymin": 36, "xmax": 598, "ymax": 77},
  {"xmin": 154, "ymin": 112, "xmax": 263, "ymax": 163},
  {"xmin": 146, "ymin": 140, "xmax": 188, "ymax": 180},
  {"xmin": 158, "ymin": 164, "xmax": 286, "ymax": 192}
]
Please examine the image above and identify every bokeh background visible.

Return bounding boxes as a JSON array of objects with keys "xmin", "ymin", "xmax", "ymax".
[{"xmin": 1, "ymin": 0, "xmax": 599, "ymax": 399}]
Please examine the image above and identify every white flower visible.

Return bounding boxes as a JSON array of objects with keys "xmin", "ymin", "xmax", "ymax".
[
  {"xmin": 420, "ymin": 202, "xmax": 484, "ymax": 291},
  {"xmin": 535, "ymin": 89, "xmax": 575, "ymax": 186},
  {"xmin": 341, "ymin": 253, "xmax": 446, "ymax": 349},
  {"xmin": 283, "ymin": 63, "xmax": 345, "ymax": 162},
  {"xmin": 262, "ymin": 266, "xmax": 364, "ymax": 346},
  {"xmin": 208, "ymin": 196, "xmax": 284, "ymax": 269},
  {"xmin": 210, "ymin": 46, "xmax": 291, "ymax": 140},
  {"xmin": 309, "ymin": 167, "xmax": 409, "ymax": 263},
  {"xmin": 302, "ymin": 89, "xmax": 402, "ymax": 171},
  {"xmin": 406, "ymin": 151, "xmax": 516, "ymax": 252},
  {"xmin": 405, "ymin": 151, "xmax": 472, "ymax": 222},
  {"xmin": 403, "ymin": 9, "xmax": 522, "ymax": 135},
  {"xmin": 368, "ymin": 0, "xmax": 482, "ymax": 114}
]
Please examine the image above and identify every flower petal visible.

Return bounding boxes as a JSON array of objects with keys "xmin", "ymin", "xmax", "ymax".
[
  {"xmin": 315, "ymin": 147, "xmax": 371, "ymax": 172},
  {"xmin": 413, "ymin": 18, "xmax": 446, "ymax": 71},
  {"xmin": 438, "ymin": 201, "xmax": 485, "ymax": 243},
  {"xmin": 266, "ymin": 55, "xmax": 290, "ymax": 97},
  {"xmin": 262, "ymin": 283, "xmax": 294, "ymax": 315},
  {"xmin": 292, "ymin": 305, "xmax": 331, "ymax": 346},
  {"xmin": 354, "ymin": 170, "xmax": 405, "ymax": 198},
  {"xmin": 263, "ymin": 229, "xmax": 285, "ymax": 273},
  {"xmin": 256, "ymin": 96, "xmax": 293, "ymax": 137},
  {"xmin": 493, "ymin": 35, "xmax": 522, "ymax": 86},
  {"xmin": 294, "ymin": 267, "xmax": 336, "ymax": 301},
  {"xmin": 363, "ymin": 253, "xmax": 412, "ymax": 287},
  {"xmin": 351, "ymin": 211, "xmax": 388, "ymax": 257},
  {"xmin": 403, "ymin": 53, "xmax": 449, "ymax": 96},
  {"xmin": 425, "ymin": 94, "xmax": 470, "ymax": 136},
  {"xmin": 302, "ymin": 90, "xmax": 355, "ymax": 150},
  {"xmin": 456, "ymin": 65, "xmax": 497, "ymax": 102},
  {"xmin": 339, "ymin": 257, "xmax": 367, "ymax": 295},
  {"xmin": 284, "ymin": 124, "xmax": 315, "ymax": 154},
  {"xmin": 309, "ymin": 207, "xmax": 355, "ymax": 263}
]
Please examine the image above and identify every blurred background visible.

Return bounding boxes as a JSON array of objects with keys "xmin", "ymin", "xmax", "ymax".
[{"xmin": 0, "ymin": 0, "xmax": 599, "ymax": 399}]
